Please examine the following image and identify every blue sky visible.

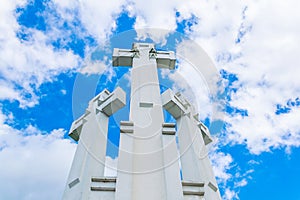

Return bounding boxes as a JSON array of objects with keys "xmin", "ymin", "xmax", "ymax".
[{"xmin": 1, "ymin": 0, "xmax": 300, "ymax": 199}]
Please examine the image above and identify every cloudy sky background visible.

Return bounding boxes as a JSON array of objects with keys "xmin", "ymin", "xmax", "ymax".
[{"xmin": 1, "ymin": 0, "xmax": 300, "ymax": 199}]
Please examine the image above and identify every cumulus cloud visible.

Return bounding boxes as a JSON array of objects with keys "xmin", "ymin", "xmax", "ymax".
[
  {"xmin": 0, "ymin": 0, "xmax": 81, "ymax": 108},
  {"xmin": 51, "ymin": 0, "xmax": 127, "ymax": 45},
  {"xmin": 0, "ymin": 0, "xmax": 129, "ymax": 108},
  {"xmin": 78, "ymin": 0, "xmax": 126, "ymax": 44},
  {"xmin": 217, "ymin": 0, "xmax": 300, "ymax": 154},
  {"xmin": 0, "ymin": 111, "xmax": 76, "ymax": 200},
  {"xmin": 127, "ymin": 0, "xmax": 179, "ymax": 43},
  {"xmin": 175, "ymin": 0, "xmax": 245, "ymax": 58}
]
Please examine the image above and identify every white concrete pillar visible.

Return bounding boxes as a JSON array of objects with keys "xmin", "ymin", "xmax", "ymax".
[
  {"xmin": 63, "ymin": 87, "xmax": 125, "ymax": 200},
  {"xmin": 114, "ymin": 43, "xmax": 182, "ymax": 200},
  {"xmin": 162, "ymin": 123, "xmax": 184, "ymax": 200},
  {"xmin": 162, "ymin": 89, "xmax": 221, "ymax": 200}
]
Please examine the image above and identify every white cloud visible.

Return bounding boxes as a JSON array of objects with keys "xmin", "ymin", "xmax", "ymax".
[
  {"xmin": 0, "ymin": 111, "xmax": 76, "ymax": 200},
  {"xmin": 60, "ymin": 89, "xmax": 67, "ymax": 95},
  {"xmin": 0, "ymin": 0, "xmax": 27, "ymax": 40},
  {"xmin": 127, "ymin": 0, "xmax": 179, "ymax": 43},
  {"xmin": 0, "ymin": 81, "xmax": 20, "ymax": 101},
  {"xmin": 165, "ymin": 58, "xmax": 215, "ymax": 121},
  {"xmin": 52, "ymin": 0, "xmax": 78, "ymax": 12},
  {"xmin": 175, "ymin": 0, "xmax": 245, "ymax": 59},
  {"xmin": 208, "ymin": 141, "xmax": 257, "ymax": 199},
  {"xmin": 0, "ymin": 0, "xmax": 81, "ymax": 108},
  {"xmin": 224, "ymin": 188, "xmax": 238, "ymax": 200},
  {"xmin": 157, "ymin": 40, "xmax": 226, "ymax": 135},
  {"xmin": 0, "ymin": 0, "xmax": 137, "ymax": 108},
  {"xmin": 209, "ymin": 148, "xmax": 240, "ymax": 199},
  {"xmin": 235, "ymin": 178, "xmax": 247, "ymax": 187},
  {"xmin": 126, "ymin": 0, "xmax": 243, "ymax": 45},
  {"xmin": 210, "ymin": 148, "xmax": 233, "ymax": 184},
  {"xmin": 79, "ymin": 57, "xmax": 115, "ymax": 79},
  {"xmin": 0, "ymin": 110, "xmax": 16, "ymax": 136},
  {"xmin": 218, "ymin": 0, "xmax": 300, "ymax": 154},
  {"xmin": 77, "ymin": 0, "xmax": 127, "ymax": 45}
]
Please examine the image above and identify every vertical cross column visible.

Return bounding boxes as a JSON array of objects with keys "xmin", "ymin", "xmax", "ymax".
[
  {"xmin": 162, "ymin": 89, "xmax": 221, "ymax": 200},
  {"xmin": 63, "ymin": 87, "xmax": 125, "ymax": 200},
  {"xmin": 113, "ymin": 43, "xmax": 182, "ymax": 200}
]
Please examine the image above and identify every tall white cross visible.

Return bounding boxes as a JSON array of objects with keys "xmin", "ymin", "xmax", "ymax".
[
  {"xmin": 62, "ymin": 43, "xmax": 221, "ymax": 200},
  {"xmin": 113, "ymin": 43, "xmax": 181, "ymax": 200}
]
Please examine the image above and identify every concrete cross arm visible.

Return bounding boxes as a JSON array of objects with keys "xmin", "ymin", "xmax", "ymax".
[
  {"xmin": 161, "ymin": 89, "xmax": 187, "ymax": 119},
  {"xmin": 112, "ymin": 48, "xmax": 134, "ymax": 67},
  {"xmin": 95, "ymin": 87, "xmax": 126, "ymax": 117},
  {"xmin": 112, "ymin": 43, "xmax": 176, "ymax": 69},
  {"xmin": 162, "ymin": 89, "xmax": 213, "ymax": 145},
  {"xmin": 68, "ymin": 87, "xmax": 126, "ymax": 141},
  {"xmin": 156, "ymin": 50, "xmax": 176, "ymax": 69},
  {"xmin": 68, "ymin": 114, "xmax": 88, "ymax": 141},
  {"xmin": 197, "ymin": 121, "xmax": 213, "ymax": 145}
]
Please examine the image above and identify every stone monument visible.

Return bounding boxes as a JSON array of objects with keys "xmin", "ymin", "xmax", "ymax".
[{"xmin": 63, "ymin": 43, "xmax": 221, "ymax": 200}]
